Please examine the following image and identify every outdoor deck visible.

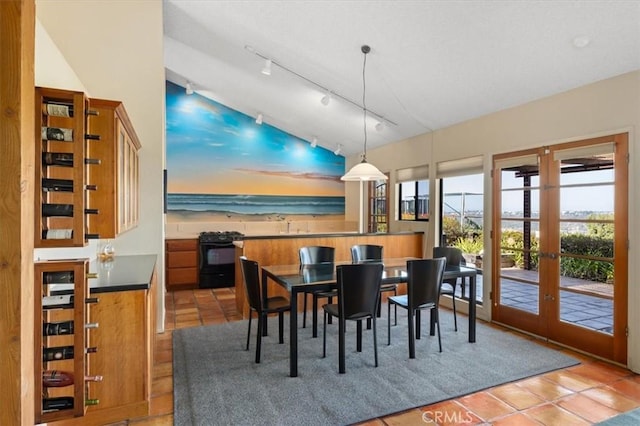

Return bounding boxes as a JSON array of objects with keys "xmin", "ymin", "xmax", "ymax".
[{"xmin": 456, "ymin": 267, "xmax": 613, "ymax": 334}]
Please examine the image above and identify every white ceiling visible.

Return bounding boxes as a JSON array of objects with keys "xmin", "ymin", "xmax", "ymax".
[{"xmin": 163, "ymin": 0, "xmax": 640, "ymax": 157}]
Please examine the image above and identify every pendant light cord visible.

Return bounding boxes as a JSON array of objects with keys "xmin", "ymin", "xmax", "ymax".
[{"xmin": 362, "ymin": 47, "xmax": 368, "ymax": 162}]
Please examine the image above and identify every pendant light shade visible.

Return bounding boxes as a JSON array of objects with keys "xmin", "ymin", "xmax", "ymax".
[
  {"xmin": 341, "ymin": 45, "xmax": 388, "ymax": 182},
  {"xmin": 341, "ymin": 160, "xmax": 388, "ymax": 181}
]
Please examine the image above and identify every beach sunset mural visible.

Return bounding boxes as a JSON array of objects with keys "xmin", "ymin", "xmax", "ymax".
[{"xmin": 165, "ymin": 81, "xmax": 346, "ymax": 222}]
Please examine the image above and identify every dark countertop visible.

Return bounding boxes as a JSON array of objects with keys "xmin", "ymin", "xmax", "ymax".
[
  {"xmin": 242, "ymin": 231, "xmax": 423, "ymax": 241},
  {"xmin": 52, "ymin": 254, "xmax": 157, "ymax": 294}
]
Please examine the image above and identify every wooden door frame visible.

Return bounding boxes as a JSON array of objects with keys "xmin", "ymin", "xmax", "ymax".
[
  {"xmin": 492, "ymin": 134, "xmax": 628, "ymax": 364},
  {"xmin": 0, "ymin": 1, "xmax": 36, "ymax": 424}
]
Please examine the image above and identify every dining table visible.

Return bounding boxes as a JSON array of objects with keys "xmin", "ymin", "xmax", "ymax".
[{"xmin": 261, "ymin": 257, "xmax": 478, "ymax": 377}]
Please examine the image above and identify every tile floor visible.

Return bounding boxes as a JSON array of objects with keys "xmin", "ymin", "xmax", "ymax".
[{"xmin": 126, "ymin": 288, "xmax": 638, "ymax": 425}]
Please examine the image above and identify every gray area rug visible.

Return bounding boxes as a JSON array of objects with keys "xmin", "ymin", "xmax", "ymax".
[
  {"xmin": 173, "ymin": 309, "xmax": 579, "ymax": 426},
  {"xmin": 597, "ymin": 408, "xmax": 640, "ymax": 425}
]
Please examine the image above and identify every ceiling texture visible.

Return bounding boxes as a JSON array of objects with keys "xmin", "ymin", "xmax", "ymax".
[{"xmin": 163, "ymin": 0, "xmax": 640, "ymax": 157}]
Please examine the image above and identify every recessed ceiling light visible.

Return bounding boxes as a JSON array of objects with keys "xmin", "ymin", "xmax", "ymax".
[{"xmin": 573, "ymin": 35, "xmax": 590, "ymax": 48}]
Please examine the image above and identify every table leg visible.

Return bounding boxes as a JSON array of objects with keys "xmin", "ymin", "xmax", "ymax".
[
  {"xmin": 469, "ymin": 275, "xmax": 476, "ymax": 343},
  {"xmin": 290, "ymin": 288, "xmax": 299, "ymax": 377}
]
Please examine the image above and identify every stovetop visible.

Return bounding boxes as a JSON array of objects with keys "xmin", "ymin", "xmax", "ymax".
[{"xmin": 199, "ymin": 231, "xmax": 244, "ymax": 243}]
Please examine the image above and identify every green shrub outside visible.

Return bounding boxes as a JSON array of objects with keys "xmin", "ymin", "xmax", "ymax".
[{"xmin": 446, "ymin": 212, "xmax": 613, "ymax": 283}]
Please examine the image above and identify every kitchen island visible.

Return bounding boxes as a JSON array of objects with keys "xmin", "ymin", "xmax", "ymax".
[{"xmin": 234, "ymin": 232, "xmax": 424, "ymax": 317}]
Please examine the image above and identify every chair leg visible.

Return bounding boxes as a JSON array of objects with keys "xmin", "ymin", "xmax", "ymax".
[
  {"xmin": 387, "ymin": 301, "xmax": 392, "ymax": 346},
  {"xmin": 356, "ymin": 320, "xmax": 362, "ymax": 352},
  {"xmin": 435, "ymin": 308, "xmax": 442, "ymax": 353},
  {"xmin": 302, "ymin": 293, "xmax": 308, "ymax": 328},
  {"xmin": 278, "ymin": 311, "xmax": 284, "ymax": 344},
  {"xmin": 452, "ymin": 291, "xmax": 458, "ymax": 332},
  {"xmin": 338, "ymin": 318, "xmax": 346, "ymax": 374},
  {"xmin": 372, "ymin": 316, "xmax": 378, "ymax": 367},
  {"xmin": 255, "ymin": 314, "xmax": 263, "ymax": 363},
  {"xmin": 246, "ymin": 311, "xmax": 252, "ymax": 351},
  {"xmin": 327, "ymin": 296, "xmax": 333, "ymax": 324},
  {"xmin": 416, "ymin": 309, "xmax": 421, "ymax": 340},
  {"xmin": 322, "ymin": 311, "xmax": 328, "ymax": 358},
  {"xmin": 408, "ymin": 310, "xmax": 416, "ymax": 359}
]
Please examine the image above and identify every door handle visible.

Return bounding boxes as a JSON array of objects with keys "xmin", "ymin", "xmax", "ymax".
[{"xmin": 548, "ymin": 253, "xmax": 558, "ymax": 260}]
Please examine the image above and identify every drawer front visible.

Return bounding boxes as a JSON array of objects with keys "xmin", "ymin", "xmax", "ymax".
[
  {"xmin": 167, "ymin": 268, "xmax": 198, "ymax": 285},
  {"xmin": 167, "ymin": 251, "xmax": 198, "ymax": 268},
  {"xmin": 166, "ymin": 239, "xmax": 198, "ymax": 251}
]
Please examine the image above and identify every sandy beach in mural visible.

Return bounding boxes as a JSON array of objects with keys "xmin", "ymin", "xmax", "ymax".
[{"xmin": 166, "ymin": 210, "xmax": 345, "ymax": 223}]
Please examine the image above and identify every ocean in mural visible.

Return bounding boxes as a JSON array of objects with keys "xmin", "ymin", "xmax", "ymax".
[
  {"xmin": 164, "ymin": 81, "xmax": 346, "ymax": 222},
  {"xmin": 167, "ymin": 193, "xmax": 344, "ymax": 216}
]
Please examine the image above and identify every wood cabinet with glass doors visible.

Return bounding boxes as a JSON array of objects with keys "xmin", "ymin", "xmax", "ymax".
[{"xmin": 86, "ymin": 98, "xmax": 141, "ymax": 238}]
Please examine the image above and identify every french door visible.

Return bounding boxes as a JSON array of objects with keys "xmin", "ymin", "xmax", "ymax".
[{"xmin": 492, "ymin": 134, "xmax": 628, "ymax": 363}]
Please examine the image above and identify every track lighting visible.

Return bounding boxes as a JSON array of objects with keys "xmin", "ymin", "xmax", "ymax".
[
  {"xmin": 334, "ymin": 144, "xmax": 342, "ymax": 156},
  {"xmin": 244, "ymin": 45, "xmax": 396, "ymax": 126},
  {"xmin": 375, "ymin": 120, "xmax": 384, "ymax": 132},
  {"xmin": 255, "ymin": 113, "xmax": 263, "ymax": 125},
  {"xmin": 321, "ymin": 91, "xmax": 331, "ymax": 106},
  {"xmin": 186, "ymin": 82, "xmax": 194, "ymax": 95},
  {"xmin": 310, "ymin": 137, "xmax": 317, "ymax": 148},
  {"xmin": 262, "ymin": 59, "xmax": 272, "ymax": 76}
]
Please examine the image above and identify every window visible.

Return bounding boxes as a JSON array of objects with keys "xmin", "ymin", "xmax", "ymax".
[{"xmin": 399, "ymin": 180, "xmax": 429, "ymax": 221}]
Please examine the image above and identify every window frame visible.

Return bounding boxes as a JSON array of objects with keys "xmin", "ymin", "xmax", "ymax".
[{"xmin": 398, "ymin": 179, "xmax": 430, "ymax": 221}]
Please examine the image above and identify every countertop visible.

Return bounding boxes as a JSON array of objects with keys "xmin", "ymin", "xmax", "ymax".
[
  {"xmin": 241, "ymin": 231, "xmax": 423, "ymax": 240},
  {"xmin": 166, "ymin": 231, "xmax": 423, "ymax": 241},
  {"xmin": 52, "ymin": 254, "xmax": 157, "ymax": 294}
]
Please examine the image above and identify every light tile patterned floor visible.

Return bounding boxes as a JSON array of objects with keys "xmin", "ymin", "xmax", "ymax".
[{"xmin": 127, "ymin": 288, "xmax": 637, "ymax": 425}]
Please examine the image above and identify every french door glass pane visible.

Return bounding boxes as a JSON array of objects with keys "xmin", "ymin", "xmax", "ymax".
[
  {"xmin": 557, "ymin": 151, "xmax": 614, "ymax": 335},
  {"xmin": 499, "ymin": 166, "xmax": 540, "ymax": 314}
]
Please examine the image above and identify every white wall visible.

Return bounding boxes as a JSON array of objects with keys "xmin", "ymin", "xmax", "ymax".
[
  {"xmin": 352, "ymin": 70, "xmax": 640, "ymax": 371},
  {"xmin": 35, "ymin": 0, "xmax": 166, "ymax": 331}
]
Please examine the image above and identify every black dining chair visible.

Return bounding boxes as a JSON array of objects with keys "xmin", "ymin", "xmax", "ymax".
[
  {"xmin": 299, "ymin": 246, "xmax": 336, "ymax": 337},
  {"xmin": 388, "ymin": 257, "xmax": 446, "ymax": 357},
  {"xmin": 239, "ymin": 256, "xmax": 291, "ymax": 363},
  {"xmin": 322, "ymin": 262, "xmax": 383, "ymax": 373},
  {"xmin": 433, "ymin": 246, "xmax": 465, "ymax": 331},
  {"xmin": 351, "ymin": 244, "xmax": 397, "ymax": 323}
]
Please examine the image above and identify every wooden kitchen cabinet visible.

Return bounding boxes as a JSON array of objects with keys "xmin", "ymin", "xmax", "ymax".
[
  {"xmin": 86, "ymin": 98, "xmax": 141, "ymax": 238},
  {"xmin": 165, "ymin": 239, "xmax": 199, "ymax": 291}
]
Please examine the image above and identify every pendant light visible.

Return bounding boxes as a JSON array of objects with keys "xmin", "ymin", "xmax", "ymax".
[{"xmin": 341, "ymin": 45, "xmax": 388, "ymax": 181}]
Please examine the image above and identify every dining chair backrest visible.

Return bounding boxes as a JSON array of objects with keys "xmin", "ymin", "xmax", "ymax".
[
  {"xmin": 301, "ymin": 263, "xmax": 335, "ymax": 283},
  {"xmin": 299, "ymin": 246, "xmax": 335, "ymax": 265},
  {"xmin": 351, "ymin": 244, "xmax": 383, "ymax": 263},
  {"xmin": 433, "ymin": 246, "xmax": 464, "ymax": 284},
  {"xmin": 406, "ymin": 258, "xmax": 447, "ymax": 310},
  {"xmin": 239, "ymin": 256, "xmax": 262, "ymax": 312},
  {"xmin": 336, "ymin": 263, "xmax": 383, "ymax": 320}
]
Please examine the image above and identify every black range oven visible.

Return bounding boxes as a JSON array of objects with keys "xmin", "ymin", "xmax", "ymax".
[{"xmin": 198, "ymin": 231, "xmax": 244, "ymax": 288}]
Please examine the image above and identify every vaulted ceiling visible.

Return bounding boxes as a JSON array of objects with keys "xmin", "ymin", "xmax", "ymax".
[{"xmin": 163, "ymin": 0, "xmax": 640, "ymax": 157}]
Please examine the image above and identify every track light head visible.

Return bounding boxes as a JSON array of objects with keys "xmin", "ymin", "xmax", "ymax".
[
  {"xmin": 375, "ymin": 120, "xmax": 384, "ymax": 132},
  {"xmin": 256, "ymin": 113, "xmax": 263, "ymax": 125},
  {"xmin": 321, "ymin": 92, "xmax": 331, "ymax": 106},
  {"xmin": 186, "ymin": 82, "xmax": 194, "ymax": 95},
  {"xmin": 333, "ymin": 144, "xmax": 342, "ymax": 156},
  {"xmin": 310, "ymin": 137, "xmax": 317, "ymax": 148},
  {"xmin": 262, "ymin": 59, "xmax": 272, "ymax": 76}
]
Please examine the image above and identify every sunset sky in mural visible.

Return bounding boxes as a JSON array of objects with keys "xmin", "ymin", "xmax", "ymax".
[{"xmin": 165, "ymin": 82, "xmax": 345, "ymax": 196}]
